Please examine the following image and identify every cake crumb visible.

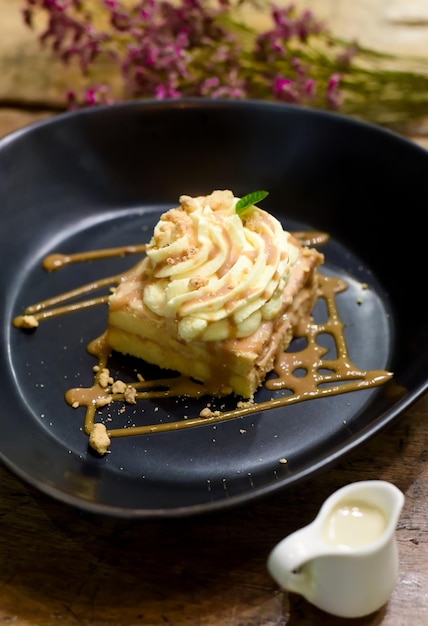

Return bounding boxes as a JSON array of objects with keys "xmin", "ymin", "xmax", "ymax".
[
  {"xmin": 237, "ymin": 399, "xmax": 254, "ymax": 409},
  {"xmin": 17, "ymin": 315, "xmax": 39, "ymax": 329},
  {"xmin": 124, "ymin": 385, "xmax": 137, "ymax": 404},
  {"xmin": 111, "ymin": 379, "xmax": 127, "ymax": 394},
  {"xmin": 199, "ymin": 407, "xmax": 221, "ymax": 419},
  {"xmin": 98, "ymin": 368, "xmax": 113, "ymax": 388},
  {"xmin": 94, "ymin": 396, "xmax": 113, "ymax": 408},
  {"xmin": 89, "ymin": 423, "xmax": 111, "ymax": 455},
  {"xmin": 279, "ymin": 458, "xmax": 288, "ymax": 464}
]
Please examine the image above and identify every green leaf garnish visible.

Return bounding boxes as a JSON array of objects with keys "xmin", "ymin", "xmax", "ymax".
[{"xmin": 235, "ymin": 190, "xmax": 269, "ymax": 216}]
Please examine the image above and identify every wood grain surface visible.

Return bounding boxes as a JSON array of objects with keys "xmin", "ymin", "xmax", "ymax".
[{"xmin": 1, "ymin": 2, "xmax": 427, "ymax": 624}]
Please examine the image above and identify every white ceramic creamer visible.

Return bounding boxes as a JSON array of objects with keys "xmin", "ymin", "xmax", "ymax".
[{"xmin": 267, "ymin": 480, "xmax": 404, "ymax": 618}]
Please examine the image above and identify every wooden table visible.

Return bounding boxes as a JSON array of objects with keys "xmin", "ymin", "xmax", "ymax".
[{"xmin": 1, "ymin": 2, "xmax": 427, "ymax": 625}]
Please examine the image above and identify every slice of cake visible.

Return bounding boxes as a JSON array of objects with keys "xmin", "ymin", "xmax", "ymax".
[{"xmin": 107, "ymin": 190, "xmax": 323, "ymax": 398}]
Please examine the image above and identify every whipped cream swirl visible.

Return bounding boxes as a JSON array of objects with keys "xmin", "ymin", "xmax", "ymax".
[{"xmin": 143, "ymin": 190, "xmax": 300, "ymax": 341}]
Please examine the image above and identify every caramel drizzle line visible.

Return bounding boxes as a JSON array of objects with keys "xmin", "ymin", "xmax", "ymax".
[
  {"xmin": 13, "ymin": 279, "xmax": 115, "ymax": 325},
  {"xmin": 75, "ymin": 378, "xmax": 210, "ymax": 436},
  {"xmin": 13, "ymin": 244, "xmax": 147, "ymax": 325},
  {"xmin": 105, "ymin": 372, "xmax": 391, "ymax": 438},
  {"xmin": 25, "ymin": 275, "xmax": 123, "ymax": 315},
  {"xmin": 265, "ymin": 274, "xmax": 382, "ymax": 396},
  {"xmin": 42, "ymin": 244, "xmax": 147, "ymax": 271}
]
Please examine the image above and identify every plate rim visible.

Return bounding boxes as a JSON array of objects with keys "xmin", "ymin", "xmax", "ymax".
[{"xmin": 1, "ymin": 98, "xmax": 428, "ymax": 518}]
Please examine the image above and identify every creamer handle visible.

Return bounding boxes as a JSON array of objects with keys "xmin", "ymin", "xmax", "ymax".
[{"xmin": 267, "ymin": 524, "xmax": 330, "ymax": 594}]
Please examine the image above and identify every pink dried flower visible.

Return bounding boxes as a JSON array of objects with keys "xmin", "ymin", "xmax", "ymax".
[
  {"xmin": 274, "ymin": 77, "xmax": 299, "ymax": 103},
  {"xmin": 295, "ymin": 9, "xmax": 325, "ymax": 41},
  {"xmin": 67, "ymin": 84, "xmax": 114, "ymax": 109},
  {"xmin": 155, "ymin": 81, "xmax": 181, "ymax": 99},
  {"xmin": 22, "ymin": 1, "xmax": 347, "ymax": 112},
  {"xmin": 326, "ymin": 72, "xmax": 341, "ymax": 109},
  {"xmin": 304, "ymin": 78, "xmax": 316, "ymax": 98},
  {"xmin": 200, "ymin": 69, "xmax": 246, "ymax": 99},
  {"xmin": 272, "ymin": 56, "xmax": 318, "ymax": 106},
  {"xmin": 256, "ymin": 3, "xmax": 327, "ymax": 62}
]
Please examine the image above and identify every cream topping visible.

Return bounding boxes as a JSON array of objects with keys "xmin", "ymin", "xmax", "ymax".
[{"xmin": 142, "ymin": 190, "xmax": 300, "ymax": 341}]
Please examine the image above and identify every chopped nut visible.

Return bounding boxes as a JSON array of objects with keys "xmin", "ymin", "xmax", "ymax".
[
  {"xmin": 188, "ymin": 276, "xmax": 209, "ymax": 289},
  {"xmin": 89, "ymin": 423, "xmax": 111, "ymax": 455}
]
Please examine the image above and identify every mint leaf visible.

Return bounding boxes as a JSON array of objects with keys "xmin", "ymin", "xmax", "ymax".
[{"xmin": 235, "ymin": 190, "xmax": 269, "ymax": 216}]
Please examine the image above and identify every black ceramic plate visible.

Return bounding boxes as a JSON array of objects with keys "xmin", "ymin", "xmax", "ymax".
[{"xmin": 1, "ymin": 100, "xmax": 428, "ymax": 518}]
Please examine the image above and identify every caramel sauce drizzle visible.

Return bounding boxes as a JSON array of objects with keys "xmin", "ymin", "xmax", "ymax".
[
  {"xmin": 43, "ymin": 244, "xmax": 147, "ymax": 271},
  {"xmin": 13, "ymin": 234, "xmax": 392, "ymax": 445}
]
